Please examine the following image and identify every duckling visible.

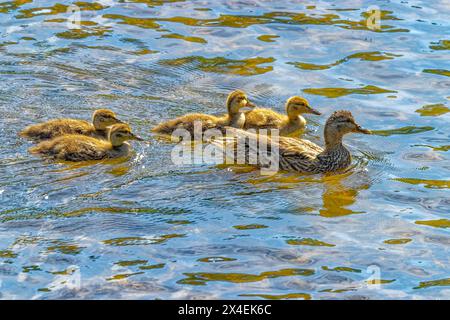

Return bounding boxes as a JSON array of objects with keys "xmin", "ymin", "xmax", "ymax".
[
  {"xmin": 20, "ymin": 109, "xmax": 123, "ymax": 142},
  {"xmin": 29, "ymin": 123, "xmax": 143, "ymax": 162},
  {"xmin": 213, "ymin": 110, "xmax": 371, "ymax": 174},
  {"xmin": 151, "ymin": 90, "xmax": 255, "ymax": 136},
  {"xmin": 244, "ymin": 96, "xmax": 321, "ymax": 136}
]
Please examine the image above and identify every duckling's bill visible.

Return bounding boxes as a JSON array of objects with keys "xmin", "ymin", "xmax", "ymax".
[
  {"xmin": 130, "ymin": 133, "xmax": 144, "ymax": 141},
  {"xmin": 245, "ymin": 100, "xmax": 256, "ymax": 108},
  {"xmin": 308, "ymin": 107, "xmax": 321, "ymax": 115}
]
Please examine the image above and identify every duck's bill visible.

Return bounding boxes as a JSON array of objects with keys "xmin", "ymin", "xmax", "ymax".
[
  {"xmin": 308, "ymin": 107, "xmax": 321, "ymax": 115},
  {"xmin": 356, "ymin": 126, "xmax": 371, "ymax": 134},
  {"xmin": 114, "ymin": 118, "xmax": 125, "ymax": 124}
]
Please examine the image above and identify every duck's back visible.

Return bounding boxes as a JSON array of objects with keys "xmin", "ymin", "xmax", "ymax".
[
  {"xmin": 29, "ymin": 134, "xmax": 111, "ymax": 161},
  {"xmin": 20, "ymin": 118, "xmax": 96, "ymax": 142},
  {"xmin": 244, "ymin": 108, "xmax": 286, "ymax": 130},
  {"xmin": 212, "ymin": 127, "xmax": 325, "ymax": 173}
]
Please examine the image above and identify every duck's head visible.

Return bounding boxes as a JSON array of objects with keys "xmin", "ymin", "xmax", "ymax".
[
  {"xmin": 286, "ymin": 96, "xmax": 321, "ymax": 117},
  {"xmin": 92, "ymin": 109, "xmax": 123, "ymax": 131},
  {"xmin": 108, "ymin": 123, "xmax": 143, "ymax": 147},
  {"xmin": 325, "ymin": 110, "xmax": 371, "ymax": 136},
  {"xmin": 226, "ymin": 90, "xmax": 256, "ymax": 114}
]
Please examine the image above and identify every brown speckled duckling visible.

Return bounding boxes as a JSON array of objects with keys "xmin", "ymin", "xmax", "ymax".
[
  {"xmin": 213, "ymin": 110, "xmax": 371, "ymax": 174},
  {"xmin": 151, "ymin": 90, "xmax": 255, "ymax": 136},
  {"xmin": 29, "ymin": 123, "xmax": 143, "ymax": 162},
  {"xmin": 244, "ymin": 96, "xmax": 321, "ymax": 136},
  {"xmin": 20, "ymin": 109, "xmax": 123, "ymax": 142}
]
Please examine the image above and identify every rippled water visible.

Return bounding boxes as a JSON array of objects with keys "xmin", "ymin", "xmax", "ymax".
[{"xmin": 0, "ymin": 0, "xmax": 449, "ymax": 299}]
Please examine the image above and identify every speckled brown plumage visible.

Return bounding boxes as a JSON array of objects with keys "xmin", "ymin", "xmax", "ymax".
[{"xmin": 212, "ymin": 110, "xmax": 371, "ymax": 174}]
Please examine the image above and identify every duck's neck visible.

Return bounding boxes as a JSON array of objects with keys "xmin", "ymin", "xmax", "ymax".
[
  {"xmin": 228, "ymin": 107, "xmax": 245, "ymax": 128},
  {"xmin": 288, "ymin": 114, "xmax": 306, "ymax": 125},
  {"xmin": 110, "ymin": 138, "xmax": 124, "ymax": 148},
  {"xmin": 324, "ymin": 126, "xmax": 345, "ymax": 150},
  {"xmin": 319, "ymin": 127, "xmax": 351, "ymax": 170},
  {"xmin": 111, "ymin": 141, "xmax": 129, "ymax": 151}
]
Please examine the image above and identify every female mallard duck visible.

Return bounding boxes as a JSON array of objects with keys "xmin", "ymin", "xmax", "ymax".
[
  {"xmin": 29, "ymin": 123, "xmax": 143, "ymax": 162},
  {"xmin": 151, "ymin": 90, "xmax": 255, "ymax": 136},
  {"xmin": 20, "ymin": 109, "xmax": 123, "ymax": 142},
  {"xmin": 214, "ymin": 110, "xmax": 371, "ymax": 174},
  {"xmin": 244, "ymin": 96, "xmax": 321, "ymax": 136}
]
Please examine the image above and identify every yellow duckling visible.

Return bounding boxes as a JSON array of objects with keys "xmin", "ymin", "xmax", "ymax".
[
  {"xmin": 151, "ymin": 90, "xmax": 255, "ymax": 136},
  {"xmin": 244, "ymin": 96, "xmax": 321, "ymax": 136},
  {"xmin": 29, "ymin": 123, "xmax": 143, "ymax": 162},
  {"xmin": 20, "ymin": 109, "xmax": 123, "ymax": 142},
  {"xmin": 214, "ymin": 110, "xmax": 371, "ymax": 174}
]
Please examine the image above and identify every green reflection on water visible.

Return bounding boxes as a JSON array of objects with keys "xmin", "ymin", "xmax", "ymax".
[
  {"xmin": 103, "ymin": 234, "xmax": 186, "ymax": 246},
  {"xmin": 415, "ymin": 104, "xmax": 449, "ymax": 117},
  {"xmin": 430, "ymin": 40, "xmax": 450, "ymax": 50},
  {"xmin": 178, "ymin": 268, "xmax": 315, "ymax": 285},
  {"xmin": 414, "ymin": 278, "xmax": 450, "ymax": 289},
  {"xmin": 289, "ymin": 51, "xmax": 400, "ymax": 71},
  {"xmin": 372, "ymin": 126, "xmax": 434, "ymax": 136},
  {"xmin": 303, "ymin": 85, "xmax": 396, "ymax": 98},
  {"xmin": 286, "ymin": 238, "xmax": 335, "ymax": 247},
  {"xmin": 240, "ymin": 293, "xmax": 311, "ymax": 300},
  {"xmin": 160, "ymin": 56, "xmax": 275, "ymax": 76},
  {"xmin": 423, "ymin": 69, "xmax": 450, "ymax": 77}
]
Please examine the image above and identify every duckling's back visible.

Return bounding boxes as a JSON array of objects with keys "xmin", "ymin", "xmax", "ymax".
[
  {"xmin": 244, "ymin": 108, "xmax": 286, "ymax": 130},
  {"xmin": 152, "ymin": 113, "xmax": 222, "ymax": 135},
  {"xmin": 30, "ymin": 134, "xmax": 111, "ymax": 161},
  {"xmin": 20, "ymin": 119, "xmax": 95, "ymax": 142}
]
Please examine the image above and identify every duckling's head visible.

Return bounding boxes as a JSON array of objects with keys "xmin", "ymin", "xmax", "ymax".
[
  {"xmin": 92, "ymin": 109, "xmax": 123, "ymax": 131},
  {"xmin": 108, "ymin": 123, "xmax": 143, "ymax": 147},
  {"xmin": 286, "ymin": 96, "xmax": 321, "ymax": 117},
  {"xmin": 325, "ymin": 110, "xmax": 371, "ymax": 136},
  {"xmin": 226, "ymin": 90, "xmax": 256, "ymax": 114}
]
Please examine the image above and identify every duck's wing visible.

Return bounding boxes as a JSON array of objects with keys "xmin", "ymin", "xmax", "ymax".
[
  {"xmin": 211, "ymin": 127, "xmax": 323, "ymax": 172},
  {"xmin": 279, "ymin": 137, "xmax": 323, "ymax": 154},
  {"xmin": 210, "ymin": 127, "xmax": 271, "ymax": 167},
  {"xmin": 276, "ymin": 137, "xmax": 322, "ymax": 172}
]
